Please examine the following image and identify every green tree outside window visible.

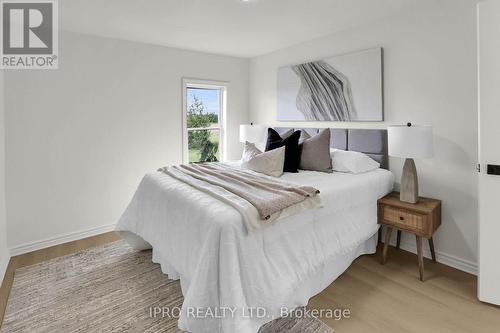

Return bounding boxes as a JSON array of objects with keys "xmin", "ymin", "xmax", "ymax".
[{"xmin": 187, "ymin": 95, "xmax": 219, "ymax": 162}]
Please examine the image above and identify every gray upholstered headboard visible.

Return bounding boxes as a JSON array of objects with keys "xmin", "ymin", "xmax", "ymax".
[{"xmin": 273, "ymin": 127, "xmax": 389, "ymax": 170}]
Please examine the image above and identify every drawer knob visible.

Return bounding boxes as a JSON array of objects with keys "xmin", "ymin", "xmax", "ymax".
[{"xmin": 399, "ymin": 216, "xmax": 405, "ymax": 221}]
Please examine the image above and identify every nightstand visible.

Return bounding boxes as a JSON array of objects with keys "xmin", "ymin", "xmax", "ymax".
[{"xmin": 377, "ymin": 191, "xmax": 441, "ymax": 281}]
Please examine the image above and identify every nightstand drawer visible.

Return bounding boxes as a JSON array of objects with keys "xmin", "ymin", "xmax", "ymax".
[{"xmin": 382, "ymin": 206, "xmax": 426, "ymax": 233}]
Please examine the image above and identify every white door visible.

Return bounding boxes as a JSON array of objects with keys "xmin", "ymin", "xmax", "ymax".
[{"xmin": 478, "ymin": 0, "xmax": 500, "ymax": 306}]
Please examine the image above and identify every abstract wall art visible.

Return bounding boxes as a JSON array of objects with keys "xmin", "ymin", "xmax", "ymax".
[{"xmin": 277, "ymin": 47, "xmax": 383, "ymax": 121}]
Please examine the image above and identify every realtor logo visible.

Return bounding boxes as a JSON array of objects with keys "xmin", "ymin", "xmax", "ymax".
[{"xmin": 1, "ymin": 0, "xmax": 58, "ymax": 69}]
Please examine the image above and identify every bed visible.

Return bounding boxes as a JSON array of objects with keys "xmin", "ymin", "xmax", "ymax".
[{"xmin": 116, "ymin": 128, "xmax": 394, "ymax": 333}]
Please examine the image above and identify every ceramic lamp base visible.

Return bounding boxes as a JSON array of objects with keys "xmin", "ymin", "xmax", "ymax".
[{"xmin": 400, "ymin": 158, "xmax": 419, "ymax": 204}]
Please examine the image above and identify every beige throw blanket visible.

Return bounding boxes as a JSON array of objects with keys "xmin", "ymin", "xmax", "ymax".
[{"xmin": 159, "ymin": 163, "xmax": 320, "ymax": 227}]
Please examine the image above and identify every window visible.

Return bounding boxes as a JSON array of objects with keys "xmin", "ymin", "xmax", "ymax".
[{"xmin": 183, "ymin": 79, "xmax": 227, "ymax": 163}]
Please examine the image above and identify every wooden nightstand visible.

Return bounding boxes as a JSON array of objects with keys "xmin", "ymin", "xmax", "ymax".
[{"xmin": 377, "ymin": 191, "xmax": 441, "ymax": 281}]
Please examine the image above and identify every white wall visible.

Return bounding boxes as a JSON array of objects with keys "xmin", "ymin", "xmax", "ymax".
[
  {"xmin": 249, "ymin": 0, "xmax": 478, "ymax": 272},
  {"xmin": 4, "ymin": 31, "xmax": 249, "ymax": 251},
  {"xmin": 0, "ymin": 70, "xmax": 9, "ymax": 282}
]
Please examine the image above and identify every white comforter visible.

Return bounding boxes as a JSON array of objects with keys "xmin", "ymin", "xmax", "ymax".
[{"xmin": 116, "ymin": 167, "xmax": 394, "ymax": 333}]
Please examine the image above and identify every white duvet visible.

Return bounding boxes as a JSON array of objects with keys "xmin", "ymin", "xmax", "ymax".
[{"xmin": 116, "ymin": 167, "xmax": 394, "ymax": 333}]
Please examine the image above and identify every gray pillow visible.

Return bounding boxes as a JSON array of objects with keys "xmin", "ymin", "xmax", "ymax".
[{"xmin": 299, "ymin": 129, "xmax": 332, "ymax": 173}]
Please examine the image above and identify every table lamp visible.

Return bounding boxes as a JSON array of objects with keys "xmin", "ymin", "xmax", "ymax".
[
  {"xmin": 239, "ymin": 123, "xmax": 266, "ymax": 144},
  {"xmin": 388, "ymin": 123, "xmax": 433, "ymax": 204}
]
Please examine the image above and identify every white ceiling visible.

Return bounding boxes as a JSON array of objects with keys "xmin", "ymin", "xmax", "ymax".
[{"xmin": 61, "ymin": 0, "xmax": 434, "ymax": 58}]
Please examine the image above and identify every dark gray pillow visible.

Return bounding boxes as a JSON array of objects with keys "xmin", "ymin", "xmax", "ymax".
[{"xmin": 299, "ymin": 129, "xmax": 332, "ymax": 173}]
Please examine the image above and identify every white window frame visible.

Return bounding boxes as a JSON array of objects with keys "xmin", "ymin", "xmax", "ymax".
[{"xmin": 182, "ymin": 78, "xmax": 228, "ymax": 163}]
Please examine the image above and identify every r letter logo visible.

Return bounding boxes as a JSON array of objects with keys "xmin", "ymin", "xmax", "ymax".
[{"xmin": 1, "ymin": 0, "xmax": 58, "ymax": 69}]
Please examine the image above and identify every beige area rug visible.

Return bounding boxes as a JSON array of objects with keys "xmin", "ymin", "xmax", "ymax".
[{"xmin": 1, "ymin": 241, "xmax": 333, "ymax": 333}]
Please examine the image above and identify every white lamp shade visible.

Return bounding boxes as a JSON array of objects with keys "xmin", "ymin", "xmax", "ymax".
[
  {"xmin": 239, "ymin": 124, "xmax": 267, "ymax": 143},
  {"xmin": 388, "ymin": 125, "xmax": 433, "ymax": 159}
]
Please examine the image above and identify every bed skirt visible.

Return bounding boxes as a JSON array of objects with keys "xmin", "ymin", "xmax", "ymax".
[{"xmin": 120, "ymin": 230, "xmax": 378, "ymax": 332}]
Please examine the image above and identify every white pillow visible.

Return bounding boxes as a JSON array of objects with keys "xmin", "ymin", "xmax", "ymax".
[
  {"xmin": 330, "ymin": 149, "xmax": 380, "ymax": 174},
  {"xmin": 241, "ymin": 142, "xmax": 285, "ymax": 177}
]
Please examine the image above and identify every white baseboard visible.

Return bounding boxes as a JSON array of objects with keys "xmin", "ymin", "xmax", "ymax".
[
  {"xmin": 0, "ymin": 253, "xmax": 10, "ymax": 287},
  {"xmin": 388, "ymin": 238, "xmax": 478, "ymax": 276},
  {"xmin": 9, "ymin": 223, "xmax": 116, "ymax": 257}
]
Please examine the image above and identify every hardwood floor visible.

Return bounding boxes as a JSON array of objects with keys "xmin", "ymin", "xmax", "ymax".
[
  {"xmin": 309, "ymin": 246, "xmax": 500, "ymax": 333},
  {"xmin": 1, "ymin": 232, "xmax": 499, "ymax": 332}
]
